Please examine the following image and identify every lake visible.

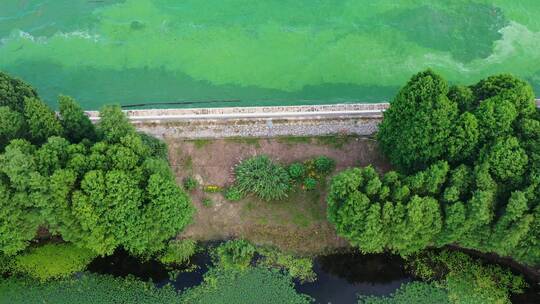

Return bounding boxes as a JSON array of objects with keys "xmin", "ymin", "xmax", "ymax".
[{"xmin": 1, "ymin": 0, "xmax": 539, "ymax": 109}]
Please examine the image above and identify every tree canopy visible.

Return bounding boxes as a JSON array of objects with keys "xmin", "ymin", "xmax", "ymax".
[
  {"xmin": 329, "ymin": 70, "xmax": 540, "ymax": 266},
  {"xmin": 0, "ymin": 72, "xmax": 193, "ymax": 257}
]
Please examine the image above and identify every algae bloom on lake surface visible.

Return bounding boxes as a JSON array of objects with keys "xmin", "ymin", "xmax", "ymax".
[{"xmin": 0, "ymin": 0, "xmax": 539, "ymax": 109}]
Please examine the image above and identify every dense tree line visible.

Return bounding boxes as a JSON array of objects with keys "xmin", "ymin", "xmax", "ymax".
[
  {"xmin": 0, "ymin": 72, "xmax": 193, "ymax": 257},
  {"xmin": 328, "ymin": 70, "xmax": 540, "ymax": 265}
]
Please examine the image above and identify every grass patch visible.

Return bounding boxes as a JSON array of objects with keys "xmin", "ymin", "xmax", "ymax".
[
  {"xmin": 192, "ymin": 139, "xmax": 211, "ymax": 149},
  {"xmin": 315, "ymin": 134, "xmax": 356, "ymax": 149},
  {"xmin": 225, "ymin": 137, "xmax": 261, "ymax": 148},
  {"xmin": 276, "ymin": 136, "xmax": 312, "ymax": 145},
  {"xmin": 182, "ymin": 155, "xmax": 193, "ymax": 172},
  {"xmin": 240, "ymin": 185, "xmax": 326, "ymax": 229}
]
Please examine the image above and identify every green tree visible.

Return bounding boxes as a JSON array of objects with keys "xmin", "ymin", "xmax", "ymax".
[
  {"xmin": 333, "ymin": 71, "xmax": 540, "ymax": 265},
  {"xmin": 0, "ymin": 71, "xmax": 38, "ymax": 112},
  {"xmin": 96, "ymin": 105, "xmax": 135, "ymax": 143},
  {"xmin": 58, "ymin": 95, "xmax": 96, "ymax": 143},
  {"xmin": 472, "ymin": 74, "xmax": 536, "ymax": 118},
  {"xmin": 0, "ymin": 106, "xmax": 25, "ymax": 150},
  {"xmin": 377, "ymin": 70, "xmax": 463, "ymax": 172},
  {"xmin": 23, "ymin": 97, "xmax": 63, "ymax": 144},
  {"xmin": 479, "ymin": 136, "xmax": 528, "ymax": 184}
]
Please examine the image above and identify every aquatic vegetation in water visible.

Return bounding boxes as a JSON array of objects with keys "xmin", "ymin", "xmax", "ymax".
[
  {"xmin": 0, "ymin": 274, "xmax": 182, "ymax": 304},
  {"xmin": 179, "ymin": 267, "xmax": 313, "ymax": 304},
  {"xmin": 358, "ymin": 282, "xmax": 450, "ymax": 304}
]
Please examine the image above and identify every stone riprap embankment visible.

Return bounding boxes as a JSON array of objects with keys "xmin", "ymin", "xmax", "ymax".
[
  {"xmin": 86, "ymin": 100, "xmax": 540, "ymax": 139},
  {"xmin": 86, "ymin": 103, "xmax": 389, "ymax": 139}
]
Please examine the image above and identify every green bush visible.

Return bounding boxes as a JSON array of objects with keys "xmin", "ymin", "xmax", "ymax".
[
  {"xmin": 234, "ymin": 155, "xmax": 290, "ymax": 201},
  {"xmin": 12, "ymin": 243, "xmax": 97, "ymax": 281},
  {"xmin": 257, "ymin": 248, "xmax": 316, "ymax": 283},
  {"xmin": 358, "ymin": 282, "xmax": 450, "ymax": 304},
  {"xmin": 159, "ymin": 239, "xmax": 197, "ymax": 265},
  {"xmin": 288, "ymin": 162, "xmax": 306, "ymax": 180},
  {"xmin": 303, "ymin": 177, "xmax": 317, "ymax": 191},
  {"xmin": 139, "ymin": 132, "xmax": 168, "ymax": 160},
  {"xmin": 183, "ymin": 176, "xmax": 199, "ymax": 192},
  {"xmin": 224, "ymin": 186, "xmax": 244, "ymax": 201},
  {"xmin": 179, "ymin": 267, "xmax": 313, "ymax": 304},
  {"xmin": 408, "ymin": 250, "xmax": 527, "ymax": 304},
  {"xmin": 214, "ymin": 240, "xmax": 256, "ymax": 270},
  {"xmin": 313, "ymin": 156, "xmax": 335, "ymax": 175}
]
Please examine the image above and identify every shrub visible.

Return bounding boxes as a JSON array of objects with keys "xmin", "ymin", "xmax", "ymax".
[
  {"xmin": 214, "ymin": 240, "xmax": 256, "ymax": 270},
  {"xmin": 159, "ymin": 239, "xmax": 197, "ymax": 265},
  {"xmin": 0, "ymin": 254, "xmax": 12, "ymax": 274},
  {"xmin": 139, "ymin": 132, "xmax": 168, "ymax": 160},
  {"xmin": 303, "ymin": 177, "xmax": 317, "ymax": 191},
  {"xmin": 12, "ymin": 243, "xmax": 97, "ymax": 281},
  {"xmin": 257, "ymin": 248, "xmax": 316, "ymax": 283},
  {"xmin": 313, "ymin": 156, "xmax": 335, "ymax": 175},
  {"xmin": 183, "ymin": 176, "xmax": 199, "ymax": 191},
  {"xmin": 234, "ymin": 155, "xmax": 290, "ymax": 201},
  {"xmin": 408, "ymin": 250, "xmax": 527, "ymax": 304},
  {"xmin": 224, "ymin": 186, "xmax": 244, "ymax": 201},
  {"xmin": 288, "ymin": 162, "xmax": 306, "ymax": 180}
]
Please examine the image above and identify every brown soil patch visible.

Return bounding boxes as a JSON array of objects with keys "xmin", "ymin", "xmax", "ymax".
[{"xmin": 165, "ymin": 136, "xmax": 390, "ymax": 255}]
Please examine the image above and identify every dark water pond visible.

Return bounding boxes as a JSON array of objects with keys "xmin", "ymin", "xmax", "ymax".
[
  {"xmin": 296, "ymin": 253, "xmax": 412, "ymax": 304},
  {"xmin": 88, "ymin": 248, "xmax": 413, "ymax": 304},
  {"xmin": 88, "ymin": 247, "xmax": 540, "ymax": 303}
]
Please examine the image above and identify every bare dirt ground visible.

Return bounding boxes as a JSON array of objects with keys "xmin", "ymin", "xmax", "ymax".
[{"xmin": 165, "ymin": 135, "xmax": 390, "ymax": 255}]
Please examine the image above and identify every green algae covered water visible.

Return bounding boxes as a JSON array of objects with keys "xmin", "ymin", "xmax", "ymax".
[{"xmin": 1, "ymin": 0, "xmax": 539, "ymax": 109}]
